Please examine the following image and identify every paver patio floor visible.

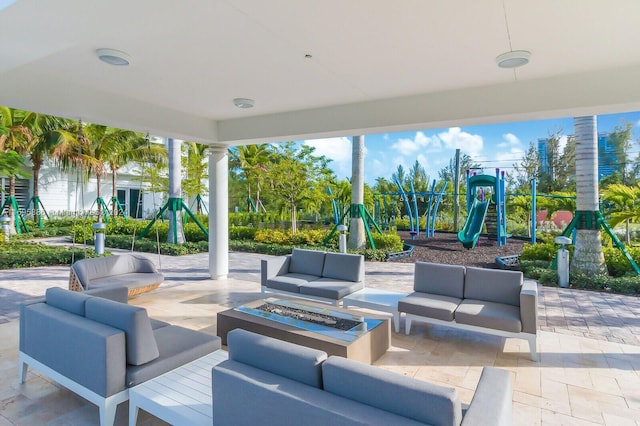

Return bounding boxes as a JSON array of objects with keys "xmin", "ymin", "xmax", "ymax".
[{"xmin": 0, "ymin": 250, "xmax": 638, "ymax": 425}]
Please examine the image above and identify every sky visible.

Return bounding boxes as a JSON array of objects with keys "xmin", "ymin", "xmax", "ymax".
[{"xmin": 303, "ymin": 111, "xmax": 640, "ymax": 186}]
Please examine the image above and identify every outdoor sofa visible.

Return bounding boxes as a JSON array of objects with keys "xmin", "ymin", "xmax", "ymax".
[
  {"xmin": 261, "ymin": 248, "xmax": 364, "ymax": 305},
  {"xmin": 213, "ymin": 329, "xmax": 512, "ymax": 425},
  {"xmin": 69, "ymin": 253, "xmax": 164, "ymax": 297},
  {"xmin": 19, "ymin": 286, "xmax": 220, "ymax": 426},
  {"xmin": 399, "ymin": 262, "xmax": 538, "ymax": 360}
]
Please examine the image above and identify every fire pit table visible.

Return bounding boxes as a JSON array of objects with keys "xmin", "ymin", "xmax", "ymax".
[{"xmin": 217, "ymin": 298, "xmax": 390, "ymax": 364}]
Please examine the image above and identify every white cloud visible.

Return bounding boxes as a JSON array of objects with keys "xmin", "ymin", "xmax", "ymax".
[
  {"xmin": 437, "ymin": 127, "xmax": 483, "ymax": 156},
  {"xmin": 391, "ymin": 131, "xmax": 441, "ymax": 156},
  {"xmin": 304, "ymin": 136, "xmax": 358, "ymax": 179}
]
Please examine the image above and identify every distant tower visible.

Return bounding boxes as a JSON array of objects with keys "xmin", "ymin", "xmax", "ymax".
[
  {"xmin": 597, "ymin": 132, "xmax": 618, "ymax": 180},
  {"xmin": 537, "ymin": 138, "xmax": 550, "ymax": 173}
]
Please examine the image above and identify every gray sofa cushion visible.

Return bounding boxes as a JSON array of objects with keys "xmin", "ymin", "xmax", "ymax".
[
  {"xmin": 455, "ymin": 299, "xmax": 522, "ymax": 332},
  {"xmin": 289, "ymin": 248, "xmax": 326, "ymax": 277},
  {"xmin": 414, "ymin": 262, "xmax": 465, "ymax": 298},
  {"xmin": 464, "ymin": 267, "xmax": 522, "ymax": 307},
  {"xmin": 266, "ymin": 273, "xmax": 320, "ymax": 293},
  {"xmin": 228, "ymin": 329, "xmax": 327, "ymax": 388},
  {"xmin": 90, "ymin": 272, "xmax": 164, "ymax": 289},
  {"xmin": 126, "ymin": 325, "xmax": 220, "ymax": 387},
  {"xmin": 322, "ymin": 252, "xmax": 363, "ymax": 282},
  {"xmin": 213, "ymin": 360, "xmax": 424, "ymax": 426},
  {"xmin": 299, "ymin": 278, "xmax": 364, "ymax": 300},
  {"xmin": 322, "ymin": 356, "xmax": 462, "ymax": 426},
  {"xmin": 45, "ymin": 287, "xmax": 91, "ymax": 316},
  {"xmin": 85, "ymin": 297, "xmax": 159, "ymax": 366},
  {"xmin": 398, "ymin": 292, "xmax": 462, "ymax": 321}
]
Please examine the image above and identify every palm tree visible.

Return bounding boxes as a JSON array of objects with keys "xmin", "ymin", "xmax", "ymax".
[
  {"xmin": 0, "ymin": 107, "xmax": 44, "ymax": 230},
  {"xmin": 108, "ymin": 133, "xmax": 167, "ymax": 216},
  {"xmin": 349, "ymin": 135, "xmax": 366, "ymax": 249},
  {"xmin": 230, "ymin": 144, "xmax": 272, "ymax": 212},
  {"xmin": 602, "ymin": 183, "xmax": 639, "ymax": 244},
  {"xmin": 182, "ymin": 141, "xmax": 208, "ymax": 213},
  {"xmin": 571, "ymin": 116, "xmax": 607, "ymax": 275}
]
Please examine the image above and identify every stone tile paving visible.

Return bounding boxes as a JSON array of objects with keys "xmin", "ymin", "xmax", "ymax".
[{"xmin": 0, "ymin": 246, "xmax": 638, "ymax": 346}]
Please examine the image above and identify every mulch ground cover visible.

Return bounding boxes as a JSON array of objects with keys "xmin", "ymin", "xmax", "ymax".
[{"xmin": 394, "ymin": 230, "xmax": 526, "ymax": 269}]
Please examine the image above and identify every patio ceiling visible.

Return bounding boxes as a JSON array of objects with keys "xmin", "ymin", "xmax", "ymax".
[{"xmin": 1, "ymin": 0, "xmax": 640, "ymax": 145}]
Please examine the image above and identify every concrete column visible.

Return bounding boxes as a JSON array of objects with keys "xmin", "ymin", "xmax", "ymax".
[{"xmin": 208, "ymin": 146, "xmax": 229, "ymax": 280}]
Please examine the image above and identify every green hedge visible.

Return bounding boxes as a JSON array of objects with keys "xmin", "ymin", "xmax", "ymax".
[{"xmin": 0, "ymin": 242, "xmax": 101, "ymax": 269}]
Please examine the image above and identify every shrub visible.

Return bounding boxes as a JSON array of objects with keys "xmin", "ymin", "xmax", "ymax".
[
  {"xmin": 0, "ymin": 242, "xmax": 101, "ymax": 269},
  {"xmin": 520, "ymin": 243, "xmax": 558, "ymax": 262},
  {"xmin": 371, "ymin": 232, "xmax": 404, "ymax": 252}
]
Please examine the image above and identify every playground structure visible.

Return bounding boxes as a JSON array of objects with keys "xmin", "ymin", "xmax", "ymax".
[
  {"xmin": 374, "ymin": 179, "xmax": 448, "ymax": 239},
  {"xmin": 458, "ymin": 169, "xmax": 508, "ymax": 249}
]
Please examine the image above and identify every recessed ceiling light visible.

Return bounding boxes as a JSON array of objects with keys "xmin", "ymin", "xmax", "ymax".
[
  {"xmin": 233, "ymin": 98, "xmax": 254, "ymax": 109},
  {"xmin": 95, "ymin": 48, "xmax": 131, "ymax": 66},
  {"xmin": 496, "ymin": 50, "xmax": 531, "ymax": 69}
]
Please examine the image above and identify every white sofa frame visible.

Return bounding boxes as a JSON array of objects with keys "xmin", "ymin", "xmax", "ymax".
[{"xmin": 19, "ymin": 352, "xmax": 129, "ymax": 426}]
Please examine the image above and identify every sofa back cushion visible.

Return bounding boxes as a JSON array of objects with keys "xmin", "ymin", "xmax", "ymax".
[
  {"xmin": 228, "ymin": 329, "xmax": 327, "ymax": 388},
  {"xmin": 85, "ymin": 297, "xmax": 159, "ymax": 365},
  {"xmin": 288, "ymin": 248, "xmax": 326, "ymax": 277},
  {"xmin": 45, "ymin": 287, "xmax": 91, "ymax": 316},
  {"xmin": 322, "ymin": 356, "xmax": 462, "ymax": 426},
  {"xmin": 321, "ymin": 252, "xmax": 364, "ymax": 282},
  {"xmin": 72, "ymin": 254, "xmax": 154, "ymax": 286},
  {"xmin": 464, "ymin": 267, "xmax": 523, "ymax": 306},
  {"xmin": 414, "ymin": 262, "xmax": 465, "ymax": 299}
]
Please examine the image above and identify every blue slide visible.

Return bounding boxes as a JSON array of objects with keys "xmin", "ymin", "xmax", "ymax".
[{"xmin": 457, "ymin": 199, "xmax": 490, "ymax": 249}]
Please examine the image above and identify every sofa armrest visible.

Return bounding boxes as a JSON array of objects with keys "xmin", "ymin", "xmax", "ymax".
[
  {"xmin": 462, "ymin": 367, "xmax": 512, "ymax": 426},
  {"xmin": 261, "ymin": 256, "xmax": 290, "ymax": 286},
  {"xmin": 519, "ymin": 279, "xmax": 538, "ymax": 335},
  {"xmin": 21, "ymin": 304, "xmax": 127, "ymax": 397}
]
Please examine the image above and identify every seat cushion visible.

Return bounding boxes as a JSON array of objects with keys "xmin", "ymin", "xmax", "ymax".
[
  {"xmin": 299, "ymin": 278, "xmax": 364, "ymax": 300},
  {"xmin": 126, "ymin": 325, "xmax": 220, "ymax": 387},
  {"xmin": 322, "ymin": 356, "xmax": 462, "ymax": 426},
  {"xmin": 322, "ymin": 252, "xmax": 364, "ymax": 282},
  {"xmin": 455, "ymin": 299, "xmax": 522, "ymax": 332},
  {"xmin": 227, "ymin": 329, "xmax": 327, "ymax": 388},
  {"xmin": 464, "ymin": 267, "xmax": 522, "ymax": 307},
  {"xmin": 90, "ymin": 272, "xmax": 164, "ymax": 290},
  {"xmin": 413, "ymin": 262, "xmax": 465, "ymax": 298},
  {"xmin": 289, "ymin": 248, "xmax": 326, "ymax": 276},
  {"xmin": 85, "ymin": 297, "xmax": 159, "ymax": 365},
  {"xmin": 397, "ymin": 292, "xmax": 461, "ymax": 321},
  {"xmin": 266, "ymin": 273, "xmax": 319, "ymax": 293},
  {"xmin": 45, "ymin": 287, "xmax": 91, "ymax": 316}
]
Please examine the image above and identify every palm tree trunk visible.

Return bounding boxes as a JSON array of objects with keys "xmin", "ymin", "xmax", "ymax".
[
  {"xmin": 571, "ymin": 116, "xmax": 607, "ymax": 275},
  {"xmin": 112, "ymin": 170, "xmax": 118, "ymax": 216},
  {"xmin": 33, "ymin": 165, "xmax": 40, "ymax": 225},
  {"xmin": 167, "ymin": 138, "xmax": 185, "ymax": 243},
  {"xmin": 96, "ymin": 174, "xmax": 103, "ymax": 223},
  {"xmin": 349, "ymin": 136, "xmax": 366, "ymax": 249},
  {"xmin": 290, "ymin": 200, "xmax": 297, "ymax": 234}
]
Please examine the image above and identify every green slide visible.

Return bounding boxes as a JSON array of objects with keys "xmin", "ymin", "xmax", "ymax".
[{"xmin": 457, "ymin": 199, "xmax": 490, "ymax": 249}]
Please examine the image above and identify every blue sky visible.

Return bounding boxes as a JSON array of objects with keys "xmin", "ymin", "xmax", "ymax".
[{"xmin": 303, "ymin": 111, "xmax": 640, "ymax": 186}]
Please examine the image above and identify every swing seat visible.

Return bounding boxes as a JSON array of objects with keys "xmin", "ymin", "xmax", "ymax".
[{"xmin": 69, "ymin": 254, "xmax": 164, "ymax": 297}]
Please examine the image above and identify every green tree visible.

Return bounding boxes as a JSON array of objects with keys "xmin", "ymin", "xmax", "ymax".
[
  {"xmin": 438, "ymin": 152, "xmax": 479, "ymax": 185},
  {"xmin": 182, "ymin": 141, "xmax": 208, "ymax": 213},
  {"xmin": 267, "ymin": 143, "xmax": 334, "ymax": 234},
  {"xmin": 229, "ymin": 144, "xmax": 273, "ymax": 212},
  {"xmin": 607, "ymin": 123, "xmax": 634, "ymax": 185}
]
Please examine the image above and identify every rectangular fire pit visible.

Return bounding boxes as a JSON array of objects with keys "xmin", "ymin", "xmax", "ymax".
[{"xmin": 217, "ymin": 298, "xmax": 390, "ymax": 364}]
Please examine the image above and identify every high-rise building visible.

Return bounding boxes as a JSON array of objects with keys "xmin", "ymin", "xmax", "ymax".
[
  {"xmin": 537, "ymin": 138, "xmax": 550, "ymax": 173},
  {"xmin": 597, "ymin": 132, "xmax": 619, "ymax": 180}
]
